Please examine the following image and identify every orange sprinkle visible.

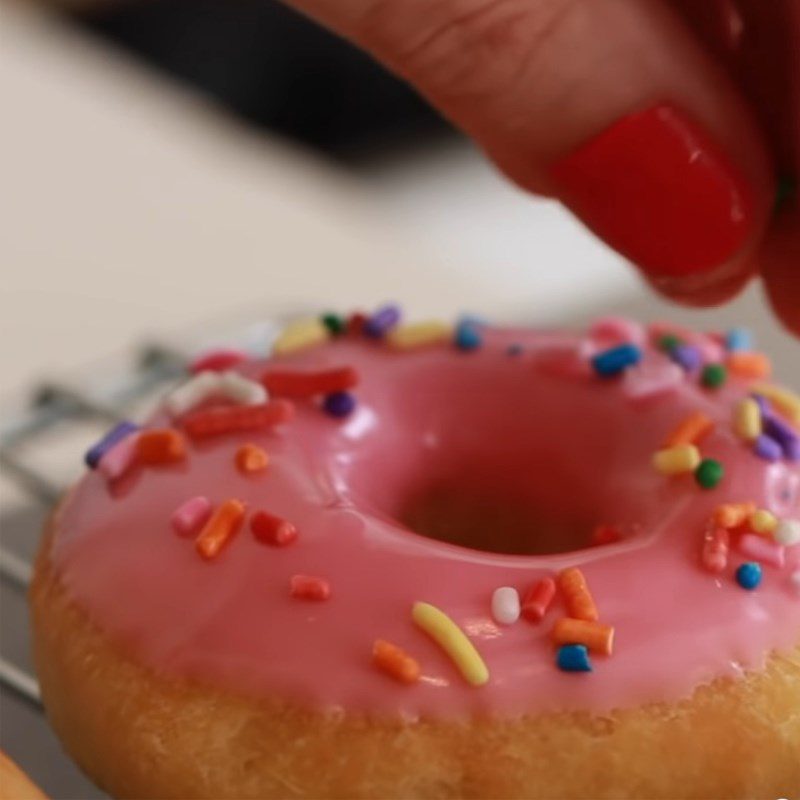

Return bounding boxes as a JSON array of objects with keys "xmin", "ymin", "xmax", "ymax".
[
  {"xmin": 663, "ymin": 411, "xmax": 715, "ymax": 448},
  {"xmin": 372, "ymin": 639, "xmax": 421, "ymax": 685},
  {"xmin": 714, "ymin": 502, "xmax": 756, "ymax": 530},
  {"xmin": 552, "ymin": 618, "xmax": 614, "ymax": 656},
  {"xmin": 137, "ymin": 429, "xmax": 186, "ymax": 465},
  {"xmin": 558, "ymin": 568, "xmax": 598, "ymax": 622},
  {"xmin": 727, "ymin": 352, "xmax": 772, "ymax": 380},
  {"xmin": 195, "ymin": 499, "xmax": 246, "ymax": 560},
  {"xmin": 235, "ymin": 443, "xmax": 268, "ymax": 474}
]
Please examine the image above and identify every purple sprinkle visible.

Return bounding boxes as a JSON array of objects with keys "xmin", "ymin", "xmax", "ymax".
[
  {"xmin": 363, "ymin": 304, "xmax": 401, "ymax": 338},
  {"xmin": 751, "ymin": 394, "xmax": 772, "ymax": 416},
  {"xmin": 754, "ymin": 434, "xmax": 783, "ymax": 462},
  {"xmin": 764, "ymin": 415, "xmax": 800, "ymax": 461},
  {"xmin": 323, "ymin": 391, "xmax": 356, "ymax": 418},
  {"xmin": 85, "ymin": 421, "xmax": 139, "ymax": 468},
  {"xmin": 670, "ymin": 344, "xmax": 703, "ymax": 372}
]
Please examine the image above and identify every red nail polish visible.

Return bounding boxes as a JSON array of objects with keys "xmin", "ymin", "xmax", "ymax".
[{"xmin": 550, "ymin": 104, "xmax": 757, "ymax": 277}]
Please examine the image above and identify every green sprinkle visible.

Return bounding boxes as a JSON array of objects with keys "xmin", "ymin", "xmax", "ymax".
[
  {"xmin": 695, "ymin": 459, "xmax": 724, "ymax": 490},
  {"xmin": 775, "ymin": 174, "xmax": 797, "ymax": 214},
  {"xmin": 701, "ymin": 363, "xmax": 727, "ymax": 389},
  {"xmin": 320, "ymin": 312, "xmax": 346, "ymax": 336},
  {"xmin": 658, "ymin": 334, "xmax": 682, "ymax": 353}
]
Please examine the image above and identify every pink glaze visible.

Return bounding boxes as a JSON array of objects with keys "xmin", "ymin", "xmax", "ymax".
[{"xmin": 52, "ymin": 323, "xmax": 800, "ymax": 719}]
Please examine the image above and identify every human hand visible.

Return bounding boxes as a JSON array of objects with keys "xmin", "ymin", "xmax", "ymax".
[{"xmin": 284, "ymin": 0, "xmax": 799, "ymax": 332}]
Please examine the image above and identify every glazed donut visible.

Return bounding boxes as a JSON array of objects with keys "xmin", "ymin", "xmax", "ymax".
[{"xmin": 31, "ymin": 310, "xmax": 800, "ymax": 799}]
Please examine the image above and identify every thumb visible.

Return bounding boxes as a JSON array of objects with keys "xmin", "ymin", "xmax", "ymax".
[{"xmin": 288, "ymin": 0, "xmax": 775, "ymax": 301}]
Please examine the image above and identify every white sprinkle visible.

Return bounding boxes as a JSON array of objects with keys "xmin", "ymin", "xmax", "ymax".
[
  {"xmin": 774, "ymin": 519, "xmax": 800, "ymax": 548},
  {"xmin": 219, "ymin": 371, "xmax": 267, "ymax": 405},
  {"xmin": 491, "ymin": 587, "xmax": 520, "ymax": 626},
  {"xmin": 165, "ymin": 370, "xmax": 267, "ymax": 417}
]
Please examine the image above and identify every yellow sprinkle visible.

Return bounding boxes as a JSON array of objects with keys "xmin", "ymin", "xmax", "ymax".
[
  {"xmin": 734, "ymin": 398, "xmax": 762, "ymax": 442},
  {"xmin": 749, "ymin": 509, "xmax": 778, "ymax": 536},
  {"xmin": 412, "ymin": 602, "xmax": 489, "ymax": 687},
  {"xmin": 652, "ymin": 444, "xmax": 701, "ymax": 476},
  {"xmin": 273, "ymin": 319, "xmax": 330, "ymax": 355},
  {"xmin": 387, "ymin": 321, "xmax": 453, "ymax": 350},
  {"xmin": 751, "ymin": 383, "xmax": 800, "ymax": 425}
]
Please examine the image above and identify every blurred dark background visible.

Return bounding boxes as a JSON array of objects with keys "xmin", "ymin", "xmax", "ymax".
[{"xmin": 68, "ymin": 0, "xmax": 453, "ymax": 160}]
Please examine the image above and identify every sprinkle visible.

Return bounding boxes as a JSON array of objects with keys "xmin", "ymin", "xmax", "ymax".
[
  {"xmin": 491, "ymin": 587, "xmax": 520, "ymax": 625},
  {"xmin": 372, "ymin": 640, "xmax": 421, "ymax": 685},
  {"xmin": 97, "ymin": 434, "xmax": 140, "ymax": 483},
  {"xmin": 727, "ymin": 352, "xmax": 772, "ymax": 380},
  {"xmin": 714, "ymin": 502, "xmax": 756, "ymax": 529},
  {"xmin": 749, "ymin": 509, "xmax": 778, "ymax": 536},
  {"xmin": 195, "ymin": 499, "xmax": 246, "ymax": 560},
  {"xmin": 701, "ymin": 528, "xmax": 729, "ymax": 574},
  {"xmin": 589, "ymin": 317, "xmax": 645, "ymax": 347},
  {"xmin": 764, "ymin": 414, "xmax": 800, "ymax": 461},
  {"xmin": 347, "ymin": 312, "xmax": 368, "ymax": 336},
  {"xmin": 171, "ymin": 496, "xmax": 212, "ymax": 537},
  {"xmin": 521, "ymin": 577, "xmax": 556, "ymax": 622},
  {"xmin": 411, "ymin": 602, "xmax": 489, "ymax": 687},
  {"xmin": 751, "ymin": 383, "xmax": 800, "ymax": 425},
  {"xmin": 454, "ymin": 321, "xmax": 483, "ymax": 351},
  {"xmin": 85, "ymin": 421, "xmax": 139, "ymax": 468},
  {"xmin": 289, "ymin": 574, "xmax": 330, "ymax": 601},
  {"xmin": 189, "ymin": 349, "xmax": 248, "ymax": 374},
  {"xmin": 506, "ymin": 344, "xmax": 524, "ymax": 357},
  {"xmin": 737, "ymin": 533, "xmax": 785, "ymax": 569},
  {"xmin": 165, "ymin": 371, "xmax": 267, "ymax": 416},
  {"xmin": 657, "ymin": 333, "xmax": 682, "ymax": 353},
  {"xmin": 736, "ymin": 562, "xmax": 762, "ymax": 590},
  {"xmin": 754, "ymin": 434, "xmax": 782, "ymax": 462},
  {"xmin": 670, "ymin": 344, "xmax": 703, "ymax": 372},
  {"xmin": 251, "ymin": 510, "xmax": 298, "ymax": 546},
  {"xmin": 734, "ymin": 398, "xmax": 762, "ymax": 441},
  {"xmin": 652, "ymin": 444, "xmax": 701, "ymax": 476},
  {"xmin": 701, "ymin": 364, "xmax": 727, "ymax": 389},
  {"xmin": 182, "ymin": 400, "xmax": 295, "ymax": 439},
  {"xmin": 262, "ymin": 367, "xmax": 359, "ymax": 398},
  {"xmin": 552, "ymin": 618, "xmax": 614, "ymax": 655},
  {"xmin": 591, "ymin": 525, "xmax": 622, "ymax": 546},
  {"xmin": 386, "ymin": 321, "xmax": 453, "ymax": 350},
  {"xmin": 137, "ymin": 429, "xmax": 186, "ymax": 465},
  {"xmin": 664, "ymin": 411, "xmax": 714, "ymax": 448},
  {"xmin": 695, "ymin": 459, "xmax": 724, "ymax": 490},
  {"xmin": 320, "ymin": 312, "xmax": 346, "ymax": 336},
  {"xmin": 235, "ymin": 443, "xmax": 268, "ymax": 474},
  {"xmin": 774, "ymin": 519, "xmax": 800, "ymax": 547},
  {"xmin": 218, "ymin": 372, "xmax": 268, "ymax": 406},
  {"xmin": 556, "ymin": 644, "xmax": 592, "ymax": 673},
  {"xmin": 591, "ymin": 344, "xmax": 642, "ymax": 377},
  {"xmin": 323, "ymin": 391, "xmax": 356, "ymax": 418},
  {"xmin": 363, "ymin": 305, "xmax": 402, "ymax": 339},
  {"xmin": 558, "ymin": 568, "xmax": 599, "ymax": 622},
  {"xmin": 273, "ymin": 318, "xmax": 330, "ymax": 355},
  {"xmin": 725, "ymin": 329, "xmax": 753, "ymax": 352}
]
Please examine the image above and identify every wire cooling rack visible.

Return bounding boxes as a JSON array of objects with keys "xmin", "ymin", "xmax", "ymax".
[{"xmin": 0, "ymin": 317, "xmax": 287, "ymax": 797}]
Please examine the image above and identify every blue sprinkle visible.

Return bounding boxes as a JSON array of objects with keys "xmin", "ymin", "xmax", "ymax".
[
  {"xmin": 363, "ymin": 304, "xmax": 401, "ymax": 338},
  {"xmin": 506, "ymin": 344, "xmax": 524, "ymax": 357},
  {"xmin": 323, "ymin": 391, "xmax": 356, "ymax": 418},
  {"xmin": 725, "ymin": 328, "xmax": 753, "ymax": 352},
  {"xmin": 455, "ymin": 321, "xmax": 483, "ymax": 351},
  {"xmin": 591, "ymin": 344, "xmax": 642, "ymax": 377},
  {"xmin": 556, "ymin": 644, "xmax": 592, "ymax": 673},
  {"xmin": 736, "ymin": 562, "xmax": 762, "ymax": 590},
  {"xmin": 85, "ymin": 421, "xmax": 139, "ymax": 468},
  {"xmin": 670, "ymin": 343, "xmax": 703, "ymax": 372}
]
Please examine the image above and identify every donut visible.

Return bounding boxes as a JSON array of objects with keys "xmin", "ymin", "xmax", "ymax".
[
  {"xmin": 0, "ymin": 752, "xmax": 47, "ymax": 800},
  {"xmin": 31, "ymin": 309, "xmax": 800, "ymax": 799}
]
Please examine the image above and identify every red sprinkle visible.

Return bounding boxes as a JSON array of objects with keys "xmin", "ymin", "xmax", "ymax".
[
  {"xmin": 701, "ymin": 527, "xmax": 729, "ymax": 574},
  {"xmin": 290, "ymin": 574, "xmax": 330, "ymax": 601},
  {"xmin": 591, "ymin": 524, "xmax": 622, "ymax": 546},
  {"xmin": 189, "ymin": 349, "xmax": 249, "ymax": 374},
  {"xmin": 262, "ymin": 366, "xmax": 359, "ymax": 398},
  {"xmin": 347, "ymin": 312, "xmax": 367, "ymax": 336},
  {"xmin": 251, "ymin": 511, "xmax": 298, "ymax": 546},
  {"xmin": 137, "ymin": 429, "xmax": 186, "ymax": 465},
  {"xmin": 521, "ymin": 577, "xmax": 556, "ymax": 623},
  {"xmin": 182, "ymin": 399, "xmax": 295, "ymax": 439}
]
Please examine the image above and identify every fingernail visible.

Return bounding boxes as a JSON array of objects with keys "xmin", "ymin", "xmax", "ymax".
[{"xmin": 550, "ymin": 104, "xmax": 757, "ymax": 278}]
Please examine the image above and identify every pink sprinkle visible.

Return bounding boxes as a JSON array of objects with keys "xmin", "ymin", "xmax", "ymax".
[
  {"xmin": 189, "ymin": 348, "xmax": 248, "ymax": 374},
  {"xmin": 701, "ymin": 528, "xmax": 729, "ymax": 574},
  {"xmin": 737, "ymin": 532, "xmax": 786, "ymax": 569},
  {"xmin": 171, "ymin": 496, "xmax": 213, "ymax": 537},
  {"xmin": 622, "ymin": 361, "xmax": 683, "ymax": 401},
  {"xmin": 97, "ymin": 433, "xmax": 139, "ymax": 483},
  {"xmin": 589, "ymin": 317, "xmax": 645, "ymax": 348},
  {"xmin": 289, "ymin": 574, "xmax": 330, "ymax": 601}
]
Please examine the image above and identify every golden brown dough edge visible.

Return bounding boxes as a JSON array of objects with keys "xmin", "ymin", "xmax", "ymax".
[{"xmin": 30, "ymin": 515, "xmax": 800, "ymax": 800}]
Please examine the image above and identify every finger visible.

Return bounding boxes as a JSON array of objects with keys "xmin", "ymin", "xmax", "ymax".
[{"xmin": 287, "ymin": 0, "xmax": 775, "ymax": 299}]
